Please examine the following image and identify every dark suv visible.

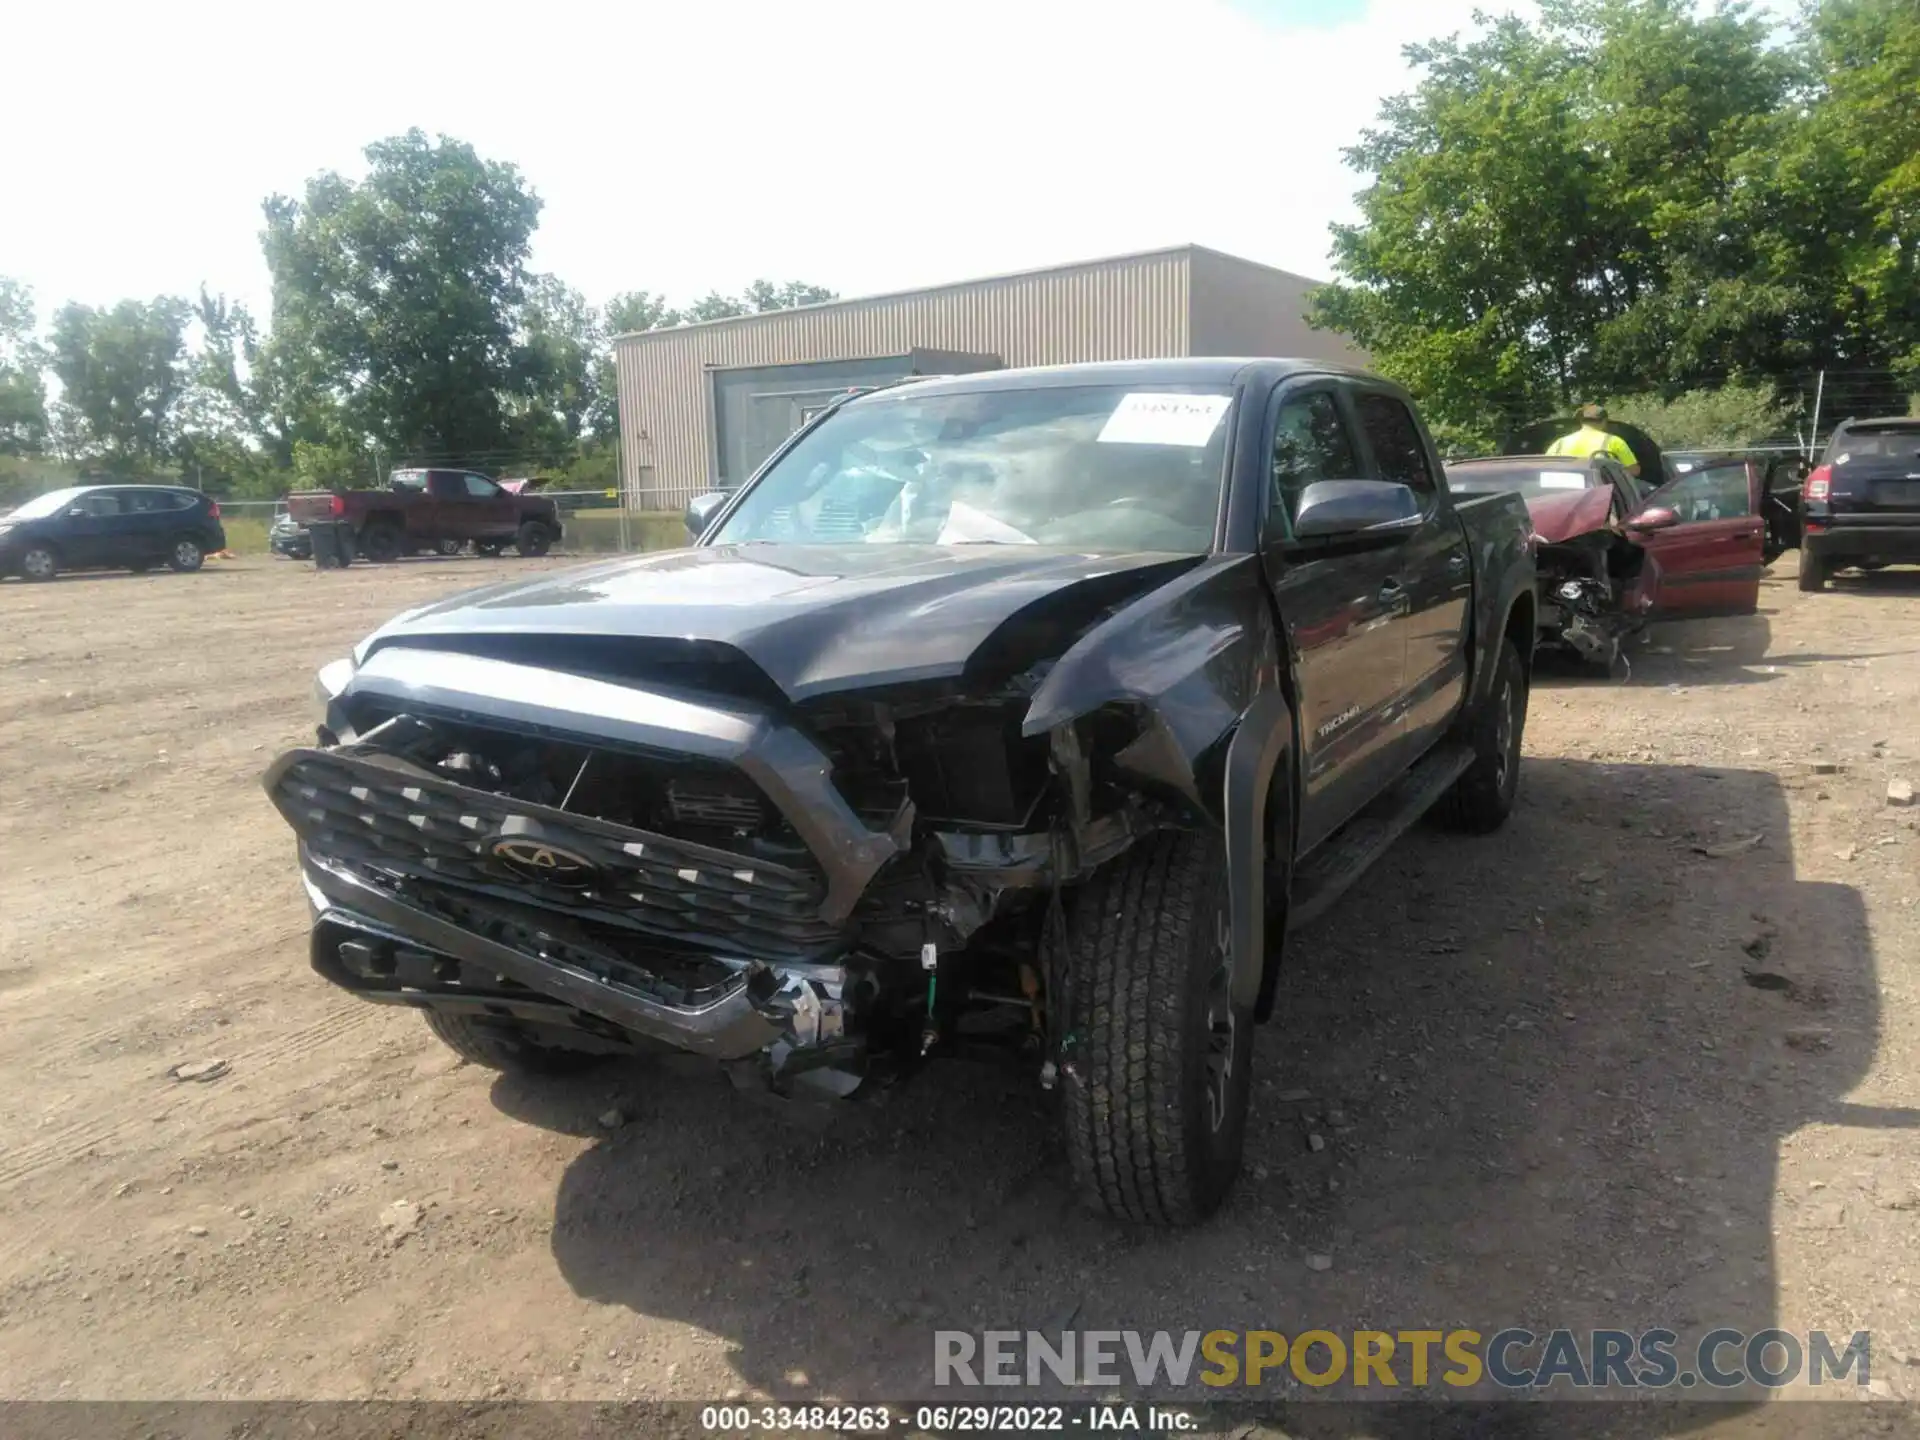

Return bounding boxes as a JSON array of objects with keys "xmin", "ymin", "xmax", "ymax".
[
  {"xmin": 1800, "ymin": 418, "xmax": 1920, "ymax": 591},
  {"xmin": 0, "ymin": 484, "xmax": 227, "ymax": 582}
]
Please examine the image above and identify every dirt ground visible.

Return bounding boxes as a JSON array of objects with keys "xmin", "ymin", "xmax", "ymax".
[{"xmin": 1, "ymin": 550, "xmax": 1917, "ymax": 1431}]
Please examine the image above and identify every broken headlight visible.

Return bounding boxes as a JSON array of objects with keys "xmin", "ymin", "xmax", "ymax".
[{"xmin": 313, "ymin": 656, "xmax": 356, "ymax": 740}]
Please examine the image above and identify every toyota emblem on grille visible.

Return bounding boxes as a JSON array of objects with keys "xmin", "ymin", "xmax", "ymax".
[{"xmin": 490, "ymin": 836, "xmax": 597, "ymax": 885}]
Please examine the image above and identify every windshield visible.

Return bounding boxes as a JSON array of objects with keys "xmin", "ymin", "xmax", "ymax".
[
  {"xmin": 6, "ymin": 487, "xmax": 87, "ymax": 520},
  {"xmin": 710, "ymin": 384, "xmax": 1235, "ymax": 552},
  {"xmin": 1446, "ymin": 465, "xmax": 1594, "ymax": 498}
]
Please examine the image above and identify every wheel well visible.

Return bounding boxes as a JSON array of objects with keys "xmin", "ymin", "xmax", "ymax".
[{"xmin": 1503, "ymin": 591, "xmax": 1536, "ymax": 671}]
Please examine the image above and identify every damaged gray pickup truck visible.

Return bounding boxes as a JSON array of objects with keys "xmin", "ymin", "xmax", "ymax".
[{"xmin": 267, "ymin": 359, "xmax": 1536, "ymax": 1226}]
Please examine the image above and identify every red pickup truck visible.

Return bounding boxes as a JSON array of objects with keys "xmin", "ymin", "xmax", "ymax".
[{"xmin": 286, "ymin": 469, "xmax": 563, "ymax": 562}]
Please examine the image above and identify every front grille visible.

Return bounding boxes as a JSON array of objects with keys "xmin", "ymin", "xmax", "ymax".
[
  {"xmin": 272, "ymin": 750, "xmax": 844, "ymax": 960},
  {"xmin": 666, "ymin": 779, "xmax": 765, "ymax": 830}
]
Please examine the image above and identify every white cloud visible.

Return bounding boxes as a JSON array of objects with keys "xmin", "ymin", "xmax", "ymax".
[{"xmin": 3, "ymin": 0, "xmax": 1510, "ymax": 319}]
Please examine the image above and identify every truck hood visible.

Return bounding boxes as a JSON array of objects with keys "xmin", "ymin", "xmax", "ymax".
[{"xmin": 361, "ymin": 543, "xmax": 1203, "ymax": 703}]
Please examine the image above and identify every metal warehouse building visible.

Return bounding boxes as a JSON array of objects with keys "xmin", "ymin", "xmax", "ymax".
[{"xmin": 613, "ymin": 244, "xmax": 1366, "ymax": 511}]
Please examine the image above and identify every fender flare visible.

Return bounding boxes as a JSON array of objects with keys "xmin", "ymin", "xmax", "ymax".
[{"xmin": 1221, "ymin": 685, "xmax": 1295, "ymax": 1013}]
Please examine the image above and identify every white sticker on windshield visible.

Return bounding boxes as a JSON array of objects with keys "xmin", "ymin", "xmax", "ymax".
[
  {"xmin": 1097, "ymin": 393, "xmax": 1231, "ymax": 448},
  {"xmin": 1539, "ymin": 471, "xmax": 1588, "ymax": 489}
]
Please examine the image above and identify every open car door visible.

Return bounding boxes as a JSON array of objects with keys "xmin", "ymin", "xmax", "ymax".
[{"xmin": 1625, "ymin": 459, "xmax": 1765, "ymax": 617}]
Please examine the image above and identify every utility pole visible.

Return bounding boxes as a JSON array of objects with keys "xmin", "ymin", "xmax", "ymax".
[{"xmin": 1807, "ymin": 371, "xmax": 1826, "ymax": 461}]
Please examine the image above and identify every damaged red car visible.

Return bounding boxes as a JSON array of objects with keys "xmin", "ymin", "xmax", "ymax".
[{"xmin": 1446, "ymin": 440, "xmax": 1764, "ymax": 669}]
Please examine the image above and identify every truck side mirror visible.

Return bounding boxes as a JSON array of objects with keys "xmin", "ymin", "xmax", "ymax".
[
  {"xmin": 684, "ymin": 491, "xmax": 728, "ymax": 542},
  {"xmin": 1290, "ymin": 479, "xmax": 1422, "ymax": 541}
]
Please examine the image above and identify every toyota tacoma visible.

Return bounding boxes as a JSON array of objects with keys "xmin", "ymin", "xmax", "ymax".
[{"xmin": 267, "ymin": 359, "xmax": 1535, "ymax": 1225}]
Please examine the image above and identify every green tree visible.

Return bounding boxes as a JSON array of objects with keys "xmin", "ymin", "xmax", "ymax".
[
  {"xmin": 1605, "ymin": 381, "xmax": 1790, "ymax": 449},
  {"xmin": 1790, "ymin": 0, "xmax": 1920, "ymax": 379},
  {"xmin": 1312, "ymin": 0, "xmax": 1801, "ymax": 444},
  {"xmin": 604, "ymin": 290, "xmax": 679, "ymax": 336},
  {"xmin": 507, "ymin": 275, "xmax": 602, "ymax": 464},
  {"xmin": 262, "ymin": 129, "xmax": 542, "ymax": 465},
  {"xmin": 48, "ymin": 297, "xmax": 192, "ymax": 470},
  {"xmin": 0, "ymin": 278, "xmax": 49, "ymax": 456}
]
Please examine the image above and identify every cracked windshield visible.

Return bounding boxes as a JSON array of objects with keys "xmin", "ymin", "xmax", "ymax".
[{"xmin": 712, "ymin": 385, "xmax": 1233, "ymax": 551}]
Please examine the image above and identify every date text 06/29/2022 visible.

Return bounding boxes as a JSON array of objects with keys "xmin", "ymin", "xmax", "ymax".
[{"xmin": 931, "ymin": 1326, "xmax": 1876, "ymax": 1392}]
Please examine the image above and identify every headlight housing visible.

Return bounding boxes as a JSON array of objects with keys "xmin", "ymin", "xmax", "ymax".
[{"xmin": 312, "ymin": 656, "xmax": 356, "ymax": 737}]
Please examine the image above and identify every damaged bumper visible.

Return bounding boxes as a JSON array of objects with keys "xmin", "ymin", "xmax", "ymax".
[{"xmin": 271, "ymin": 647, "xmax": 904, "ymax": 1084}]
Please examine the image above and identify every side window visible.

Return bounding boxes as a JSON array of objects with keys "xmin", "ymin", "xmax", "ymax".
[
  {"xmin": 426, "ymin": 472, "xmax": 463, "ymax": 498},
  {"xmin": 1269, "ymin": 391, "xmax": 1360, "ymax": 534},
  {"xmin": 76, "ymin": 491, "xmax": 122, "ymax": 517},
  {"xmin": 1659, "ymin": 464, "xmax": 1753, "ymax": 522},
  {"xmin": 462, "ymin": 473, "xmax": 500, "ymax": 498},
  {"xmin": 123, "ymin": 490, "xmax": 179, "ymax": 514},
  {"xmin": 1355, "ymin": 394, "xmax": 1436, "ymax": 493},
  {"xmin": 391, "ymin": 471, "xmax": 428, "ymax": 495}
]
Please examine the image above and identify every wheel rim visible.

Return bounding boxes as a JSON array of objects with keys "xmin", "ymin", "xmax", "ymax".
[
  {"xmin": 174, "ymin": 541, "xmax": 199, "ymax": 568},
  {"xmin": 23, "ymin": 549, "xmax": 53, "ymax": 579},
  {"xmin": 1202, "ymin": 907, "xmax": 1236, "ymax": 1133}
]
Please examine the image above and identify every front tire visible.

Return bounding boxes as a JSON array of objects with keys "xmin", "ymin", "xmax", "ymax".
[
  {"xmin": 167, "ymin": 536, "xmax": 205, "ymax": 573},
  {"xmin": 19, "ymin": 545, "xmax": 58, "ymax": 582},
  {"xmin": 514, "ymin": 520, "xmax": 553, "ymax": 557},
  {"xmin": 1060, "ymin": 831, "xmax": 1253, "ymax": 1227},
  {"xmin": 435, "ymin": 537, "xmax": 464, "ymax": 556},
  {"xmin": 422, "ymin": 1011, "xmax": 606, "ymax": 1075},
  {"xmin": 1435, "ymin": 636, "xmax": 1527, "ymax": 833},
  {"xmin": 1798, "ymin": 552, "xmax": 1828, "ymax": 592}
]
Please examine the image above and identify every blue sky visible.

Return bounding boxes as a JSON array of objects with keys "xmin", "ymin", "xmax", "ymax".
[{"xmin": 4, "ymin": 0, "xmax": 1504, "ymax": 324}]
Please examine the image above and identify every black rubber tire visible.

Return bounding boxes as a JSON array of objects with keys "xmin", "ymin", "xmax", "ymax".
[
  {"xmin": 1059, "ymin": 830, "xmax": 1253, "ymax": 1227},
  {"xmin": 167, "ymin": 536, "xmax": 205, "ymax": 573},
  {"xmin": 1434, "ymin": 636, "xmax": 1527, "ymax": 834},
  {"xmin": 514, "ymin": 520, "xmax": 553, "ymax": 558},
  {"xmin": 475, "ymin": 541, "xmax": 504, "ymax": 558},
  {"xmin": 19, "ymin": 545, "xmax": 58, "ymax": 582},
  {"xmin": 421, "ymin": 1011, "xmax": 605, "ymax": 1075},
  {"xmin": 360, "ymin": 522, "xmax": 404, "ymax": 563},
  {"xmin": 435, "ymin": 537, "xmax": 464, "ymax": 556},
  {"xmin": 1797, "ymin": 552, "xmax": 1828, "ymax": 591}
]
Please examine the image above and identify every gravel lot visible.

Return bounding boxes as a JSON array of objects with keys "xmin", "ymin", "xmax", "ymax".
[{"xmin": 0, "ymin": 552, "xmax": 1916, "ymax": 1430}]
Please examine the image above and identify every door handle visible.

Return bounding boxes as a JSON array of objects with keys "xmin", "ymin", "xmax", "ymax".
[{"xmin": 1447, "ymin": 550, "xmax": 1468, "ymax": 571}]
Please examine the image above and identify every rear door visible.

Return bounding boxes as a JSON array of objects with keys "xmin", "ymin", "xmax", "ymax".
[
  {"xmin": 1351, "ymin": 388, "xmax": 1470, "ymax": 761},
  {"xmin": 119, "ymin": 488, "xmax": 185, "ymax": 563},
  {"xmin": 1260, "ymin": 382, "xmax": 1409, "ymax": 854},
  {"xmin": 1630, "ymin": 460, "xmax": 1765, "ymax": 616}
]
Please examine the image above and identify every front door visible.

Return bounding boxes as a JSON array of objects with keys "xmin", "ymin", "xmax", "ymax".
[
  {"xmin": 458, "ymin": 472, "xmax": 518, "ymax": 541},
  {"xmin": 1352, "ymin": 390, "xmax": 1470, "ymax": 758},
  {"xmin": 1629, "ymin": 460, "xmax": 1765, "ymax": 616},
  {"xmin": 1260, "ymin": 386, "xmax": 1409, "ymax": 855},
  {"xmin": 57, "ymin": 490, "xmax": 126, "ymax": 567}
]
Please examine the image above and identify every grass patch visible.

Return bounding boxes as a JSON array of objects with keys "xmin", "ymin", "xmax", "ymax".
[
  {"xmin": 560, "ymin": 510, "xmax": 686, "ymax": 554},
  {"xmin": 221, "ymin": 516, "xmax": 272, "ymax": 555}
]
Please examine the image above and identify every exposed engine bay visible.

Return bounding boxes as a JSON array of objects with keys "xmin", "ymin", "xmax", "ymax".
[{"xmin": 1534, "ymin": 530, "xmax": 1648, "ymax": 669}]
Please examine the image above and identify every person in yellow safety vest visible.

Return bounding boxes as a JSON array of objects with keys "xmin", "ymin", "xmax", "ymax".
[{"xmin": 1547, "ymin": 403, "xmax": 1640, "ymax": 477}]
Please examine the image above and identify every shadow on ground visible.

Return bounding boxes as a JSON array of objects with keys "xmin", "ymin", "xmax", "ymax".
[{"xmin": 492, "ymin": 759, "xmax": 1901, "ymax": 1433}]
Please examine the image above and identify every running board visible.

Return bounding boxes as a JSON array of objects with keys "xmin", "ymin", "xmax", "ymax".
[{"xmin": 1287, "ymin": 741, "xmax": 1475, "ymax": 933}]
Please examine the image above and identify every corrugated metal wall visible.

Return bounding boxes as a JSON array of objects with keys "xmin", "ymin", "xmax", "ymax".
[
  {"xmin": 1187, "ymin": 248, "xmax": 1370, "ymax": 366},
  {"xmin": 615, "ymin": 248, "xmax": 1192, "ymax": 510}
]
